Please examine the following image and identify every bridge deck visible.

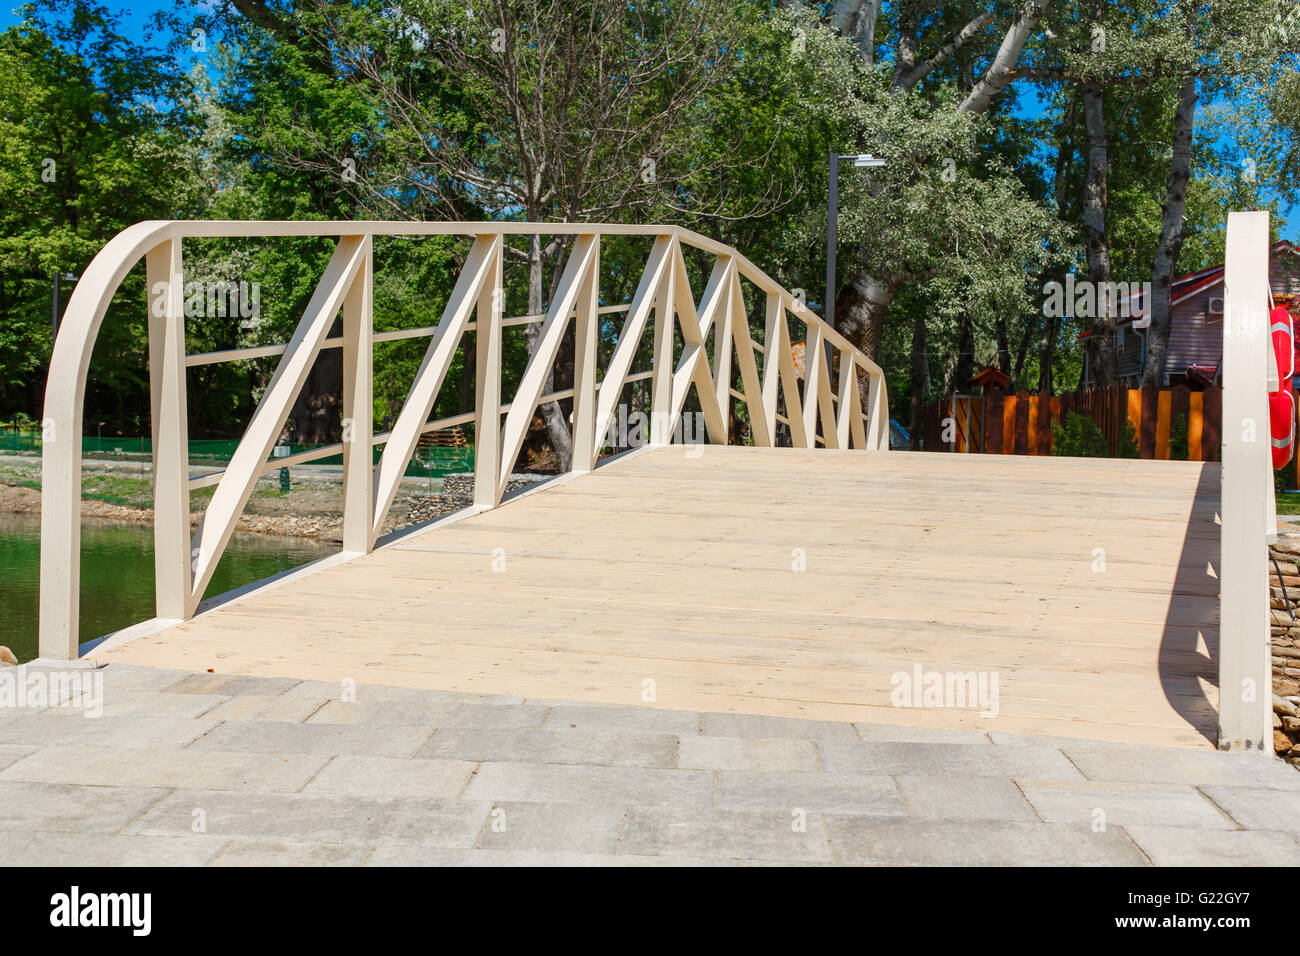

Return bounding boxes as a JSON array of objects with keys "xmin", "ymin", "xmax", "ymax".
[{"xmin": 95, "ymin": 447, "xmax": 1221, "ymax": 748}]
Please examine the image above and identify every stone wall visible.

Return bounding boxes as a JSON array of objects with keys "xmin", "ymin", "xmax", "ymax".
[{"xmin": 1267, "ymin": 537, "xmax": 1300, "ymax": 765}]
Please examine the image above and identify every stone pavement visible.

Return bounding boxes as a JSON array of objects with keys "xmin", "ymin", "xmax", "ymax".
[{"xmin": 0, "ymin": 662, "xmax": 1297, "ymax": 866}]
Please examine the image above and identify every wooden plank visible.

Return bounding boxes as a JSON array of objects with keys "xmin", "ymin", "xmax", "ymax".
[
  {"xmin": 1202, "ymin": 386, "xmax": 1222, "ymax": 461},
  {"xmin": 1014, "ymin": 391, "xmax": 1029, "ymax": 455},
  {"xmin": 1170, "ymin": 384, "xmax": 1191, "ymax": 461},
  {"xmin": 1037, "ymin": 393, "xmax": 1052, "ymax": 456},
  {"xmin": 985, "ymin": 392, "xmax": 1004, "ymax": 454},
  {"xmin": 1138, "ymin": 384, "xmax": 1158, "ymax": 458},
  {"xmin": 1127, "ymin": 387, "xmax": 1143, "ymax": 454},
  {"xmin": 1188, "ymin": 391, "xmax": 1204, "ymax": 462},
  {"xmin": 1003, "ymin": 394, "xmax": 1017, "ymax": 454},
  {"xmin": 1155, "ymin": 387, "xmax": 1173, "ymax": 461}
]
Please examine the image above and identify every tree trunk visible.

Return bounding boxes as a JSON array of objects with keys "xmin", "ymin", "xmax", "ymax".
[
  {"xmin": 834, "ymin": 271, "xmax": 903, "ymax": 361},
  {"xmin": 1039, "ymin": 314, "xmax": 1058, "ymax": 395},
  {"xmin": 1082, "ymin": 82, "xmax": 1118, "ymax": 388},
  {"xmin": 908, "ymin": 308, "xmax": 928, "ymax": 449},
  {"xmin": 526, "ymin": 232, "xmax": 574, "ymax": 470},
  {"xmin": 1142, "ymin": 75, "xmax": 1198, "ymax": 387}
]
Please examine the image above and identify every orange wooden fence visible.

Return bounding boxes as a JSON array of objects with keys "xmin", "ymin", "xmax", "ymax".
[{"xmin": 923, "ymin": 385, "xmax": 1224, "ymax": 460}]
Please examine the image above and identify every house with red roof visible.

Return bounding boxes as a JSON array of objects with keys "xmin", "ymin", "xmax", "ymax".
[{"xmin": 1077, "ymin": 240, "xmax": 1300, "ymax": 388}]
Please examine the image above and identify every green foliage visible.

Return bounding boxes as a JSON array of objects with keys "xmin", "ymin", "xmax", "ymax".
[
  {"xmin": 1052, "ymin": 412, "xmax": 1108, "ymax": 458},
  {"xmin": 1169, "ymin": 412, "xmax": 1189, "ymax": 461},
  {"xmin": 1118, "ymin": 417, "xmax": 1141, "ymax": 459}
]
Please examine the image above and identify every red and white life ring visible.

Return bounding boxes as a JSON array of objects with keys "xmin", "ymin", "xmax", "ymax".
[{"xmin": 1269, "ymin": 304, "xmax": 1295, "ymax": 469}]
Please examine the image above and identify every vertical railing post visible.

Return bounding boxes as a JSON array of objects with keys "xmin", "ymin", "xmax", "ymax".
[
  {"xmin": 341, "ymin": 236, "xmax": 373, "ymax": 552},
  {"xmin": 473, "ymin": 234, "xmax": 503, "ymax": 508},
  {"xmin": 650, "ymin": 236, "xmax": 676, "ymax": 446},
  {"xmin": 146, "ymin": 237, "xmax": 192, "ymax": 619},
  {"xmin": 867, "ymin": 368, "xmax": 889, "ymax": 451},
  {"xmin": 1219, "ymin": 209, "xmax": 1273, "ymax": 752},
  {"xmin": 571, "ymin": 234, "xmax": 599, "ymax": 472}
]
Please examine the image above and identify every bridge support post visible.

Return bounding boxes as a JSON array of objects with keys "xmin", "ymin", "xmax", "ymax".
[
  {"xmin": 571, "ymin": 236, "xmax": 599, "ymax": 473},
  {"xmin": 473, "ymin": 239, "xmax": 503, "ymax": 508},
  {"xmin": 1218, "ymin": 209, "xmax": 1274, "ymax": 752},
  {"xmin": 147, "ymin": 238, "xmax": 193, "ymax": 619},
  {"xmin": 650, "ymin": 239, "xmax": 675, "ymax": 446},
  {"xmin": 341, "ymin": 239, "xmax": 373, "ymax": 552}
]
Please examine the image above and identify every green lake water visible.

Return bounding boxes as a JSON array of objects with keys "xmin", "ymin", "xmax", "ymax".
[{"xmin": 0, "ymin": 514, "xmax": 334, "ymax": 662}]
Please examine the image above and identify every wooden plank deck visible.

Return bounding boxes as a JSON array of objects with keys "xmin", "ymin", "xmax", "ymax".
[{"xmin": 95, "ymin": 446, "xmax": 1222, "ymax": 748}]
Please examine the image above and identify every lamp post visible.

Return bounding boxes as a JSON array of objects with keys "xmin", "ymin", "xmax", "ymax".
[
  {"xmin": 52, "ymin": 272, "xmax": 79, "ymax": 340},
  {"xmin": 825, "ymin": 154, "xmax": 885, "ymax": 333}
]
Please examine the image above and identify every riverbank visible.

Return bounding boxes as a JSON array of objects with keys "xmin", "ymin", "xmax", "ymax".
[
  {"xmin": 0, "ymin": 456, "xmax": 454, "ymax": 541},
  {"xmin": 0, "ymin": 455, "xmax": 553, "ymax": 542}
]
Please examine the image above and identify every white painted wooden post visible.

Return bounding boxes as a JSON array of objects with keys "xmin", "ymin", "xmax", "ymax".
[
  {"xmin": 473, "ymin": 236, "xmax": 503, "ymax": 508},
  {"xmin": 1219, "ymin": 209, "xmax": 1274, "ymax": 752},
  {"xmin": 570, "ymin": 234, "xmax": 599, "ymax": 473},
  {"xmin": 650, "ymin": 237, "xmax": 676, "ymax": 446},
  {"xmin": 146, "ymin": 238, "xmax": 191, "ymax": 618},
  {"xmin": 341, "ymin": 239, "xmax": 373, "ymax": 552},
  {"xmin": 867, "ymin": 367, "xmax": 890, "ymax": 451}
]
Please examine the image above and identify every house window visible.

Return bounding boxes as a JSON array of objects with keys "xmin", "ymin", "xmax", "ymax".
[{"xmin": 1117, "ymin": 327, "xmax": 1125, "ymax": 350}]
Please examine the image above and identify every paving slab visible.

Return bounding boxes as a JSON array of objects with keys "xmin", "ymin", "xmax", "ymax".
[
  {"xmin": 302, "ymin": 755, "xmax": 477, "ymax": 799},
  {"xmin": 853, "ymin": 724, "xmax": 992, "ymax": 745},
  {"xmin": 894, "ymin": 775, "xmax": 1038, "ymax": 822},
  {"xmin": 825, "ymin": 816, "xmax": 1149, "ymax": 866},
  {"xmin": 164, "ymin": 674, "xmax": 302, "ymax": 697},
  {"xmin": 1124, "ymin": 825, "xmax": 1300, "ymax": 866},
  {"xmin": 717, "ymin": 771, "xmax": 905, "ymax": 815},
  {"xmin": 0, "ymin": 829, "xmax": 225, "ymax": 866},
  {"xmin": 365, "ymin": 846, "xmax": 730, "ymax": 866},
  {"xmin": 1018, "ymin": 781, "xmax": 1233, "ymax": 830},
  {"xmin": 191, "ymin": 718, "xmax": 436, "ymax": 759},
  {"xmin": 308, "ymin": 699, "xmax": 550, "ymax": 729},
  {"xmin": 1198, "ymin": 786, "xmax": 1300, "ymax": 833},
  {"xmin": 679, "ymin": 736, "xmax": 820, "ymax": 773},
  {"xmin": 542, "ymin": 703, "xmax": 699, "ymax": 735},
  {"xmin": 209, "ymin": 840, "xmax": 374, "ymax": 866},
  {"xmin": 0, "ymin": 744, "xmax": 38, "ymax": 772},
  {"xmin": 417, "ymin": 727, "xmax": 678, "ymax": 768},
  {"xmin": 817, "ymin": 740, "xmax": 1082, "ymax": 780},
  {"xmin": 1062, "ymin": 744, "xmax": 1300, "ymax": 791},
  {"xmin": 285, "ymin": 680, "xmax": 523, "ymax": 705},
  {"xmin": 700, "ymin": 713, "xmax": 858, "ymax": 741},
  {"xmin": 0, "ymin": 781, "xmax": 169, "ymax": 834},
  {"xmin": 621, "ymin": 806, "xmax": 832, "ymax": 862},
  {"xmin": 0, "ymin": 744, "xmax": 330, "ymax": 793},
  {"xmin": 129, "ymin": 789, "xmax": 492, "ymax": 847},
  {"xmin": 197, "ymin": 695, "xmax": 329, "ymax": 723},
  {"xmin": 463, "ymin": 761, "xmax": 715, "ymax": 808},
  {"xmin": 474, "ymin": 801, "xmax": 628, "ymax": 854},
  {"xmin": 0, "ymin": 662, "xmax": 1293, "ymax": 866},
  {"xmin": 48, "ymin": 690, "xmax": 230, "ymax": 719},
  {"xmin": 0, "ymin": 714, "xmax": 220, "ymax": 750}
]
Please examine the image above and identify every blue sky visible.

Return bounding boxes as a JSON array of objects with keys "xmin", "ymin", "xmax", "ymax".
[{"xmin": 5, "ymin": 1, "xmax": 1292, "ymax": 238}]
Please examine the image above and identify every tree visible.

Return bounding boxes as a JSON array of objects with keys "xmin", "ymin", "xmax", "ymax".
[
  {"xmin": 0, "ymin": 2, "xmax": 196, "ymax": 428},
  {"xmin": 219, "ymin": 0, "xmax": 782, "ymax": 468}
]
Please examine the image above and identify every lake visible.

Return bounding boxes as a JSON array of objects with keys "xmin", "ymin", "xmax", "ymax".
[{"xmin": 0, "ymin": 514, "xmax": 335, "ymax": 662}]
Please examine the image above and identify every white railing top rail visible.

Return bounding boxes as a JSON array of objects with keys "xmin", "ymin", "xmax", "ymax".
[{"xmin": 39, "ymin": 220, "xmax": 890, "ymax": 661}]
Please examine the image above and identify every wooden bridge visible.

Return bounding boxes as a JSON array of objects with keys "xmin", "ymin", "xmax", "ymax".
[{"xmin": 38, "ymin": 214, "xmax": 1280, "ymax": 754}]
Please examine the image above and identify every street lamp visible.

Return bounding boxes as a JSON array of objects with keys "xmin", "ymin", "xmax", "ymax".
[
  {"xmin": 825, "ymin": 154, "xmax": 885, "ymax": 332},
  {"xmin": 52, "ymin": 272, "xmax": 79, "ymax": 340}
]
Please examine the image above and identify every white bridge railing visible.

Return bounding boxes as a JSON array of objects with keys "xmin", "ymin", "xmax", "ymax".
[
  {"xmin": 39, "ymin": 221, "xmax": 889, "ymax": 659},
  {"xmin": 1219, "ymin": 209, "xmax": 1277, "ymax": 752}
]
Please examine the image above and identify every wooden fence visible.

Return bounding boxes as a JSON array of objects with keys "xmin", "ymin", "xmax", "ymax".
[{"xmin": 923, "ymin": 385, "xmax": 1224, "ymax": 461}]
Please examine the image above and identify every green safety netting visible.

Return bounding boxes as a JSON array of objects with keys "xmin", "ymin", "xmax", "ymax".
[{"xmin": 0, "ymin": 431, "xmax": 473, "ymax": 478}]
